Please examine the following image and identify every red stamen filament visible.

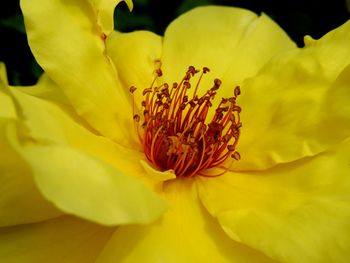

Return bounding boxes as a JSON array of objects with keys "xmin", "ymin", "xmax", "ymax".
[{"xmin": 130, "ymin": 66, "xmax": 242, "ymax": 178}]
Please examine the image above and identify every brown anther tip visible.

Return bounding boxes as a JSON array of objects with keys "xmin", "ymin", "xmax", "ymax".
[
  {"xmin": 189, "ymin": 100, "xmax": 196, "ymax": 108},
  {"xmin": 133, "ymin": 114, "xmax": 140, "ymax": 122},
  {"xmin": 163, "ymin": 92, "xmax": 170, "ymax": 98},
  {"xmin": 228, "ymin": 97, "xmax": 236, "ymax": 103},
  {"xmin": 184, "ymin": 82, "xmax": 191, "ymax": 89},
  {"xmin": 203, "ymin": 67, "xmax": 210, "ymax": 73},
  {"xmin": 215, "ymin": 111, "xmax": 224, "ymax": 120},
  {"xmin": 188, "ymin": 66, "xmax": 196, "ymax": 73},
  {"xmin": 214, "ymin": 78, "xmax": 222, "ymax": 87},
  {"xmin": 222, "ymin": 106, "xmax": 229, "ymax": 112},
  {"xmin": 233, "ymin": 106, "xmax": 242, "ymax": 113},
  {"xmin": 232, "ymin": 151, "xmax": 241, "ymax": 160},
  {"xmin": 227, "ymin": 145, "xmax": 235, "ymax": 152},
  {"xmin": 234, "ymin": 86, "xmax": 241, "ymax": 97},
  {"xmin": 221, "ymin": 98, "xmax": 228, "ymax": 104},
  {"xmin": 156, "ymin": 68, "xmax": 163, "ymax": 77},
  {"xmin": 142, "ymin": 88, "xmax": 152, "ymax": 96},
  {"xmin": 172, "ymin": 82, "xmax": 178, "ymax": 89},
  {"xmin": 129, "ymin": 86, "xmax": 137, "ymax": 93}
]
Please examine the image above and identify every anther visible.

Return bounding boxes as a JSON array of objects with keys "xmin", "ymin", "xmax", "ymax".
[
  {"xmin": 130, "ymin": 66, "xmax": 242, "ymax": 178},
  {"xmin": 203, "ymin": 67, "xmax": 210, "ymax": 73},
  {"xmin": 143, "ymin": 88, "xmax": 152, "ymax": 96},
  {"xmin": 232, "ymin": 151, "xmax": 241, "ymax": 160},
  {"xmin": 156, "ymin": 68, "xmax": 163, "ymax": 77},
  {"xmin": 133, "ymin": 114, "xmax": 140, "ymax": 122},
  {"xmin": 227, "ymin": 145, "xmax": 235, "ymax": 151},
  {"xmin": 234, "ymin": 86, "xmax": 241, "ymax": 97},
  {"xmin": 129, "ymin": 86, "xmax": 137, "ymax": 93},
  {"xmin": 214, "ymin": 78, "xmax": 222, "ymax": 87}
]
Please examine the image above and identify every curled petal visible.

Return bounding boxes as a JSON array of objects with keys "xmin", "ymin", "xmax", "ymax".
[
  {"xmin": 0, "ymin": 65, "xmax": 63, "ymax": 227},
  {"xmin": 3, "ymin": 70, "xmax": 166, "ymax": 226},
  {"xmin": 96, "ymin": 180, "xmax": 275, "ymax": 263},
  {"xmin": 198, "ymin": 137, "xmax": 350, "ymax": 262},
  {"xmin": 21, "ymin": 0, "xmax": 135, "ymax": 146},
  {"xmin": 161, "ymin": 6, "xmax": 296, "ymax": 100},
  {"xmin": 106, "ymin": 30, "xmax": 162, "ymax": 108},
  {"xmin": 0, "ymin": 216, "xmax": 114, "ymax": 262},
  {"xmin": 237, "ymin": 20, "xmax": 350, "ymax": 170}
]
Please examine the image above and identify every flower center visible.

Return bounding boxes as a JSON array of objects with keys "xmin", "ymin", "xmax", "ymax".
[{"xmin": 130, "ymin": 66, "xmax": 242, "ymax": 178}]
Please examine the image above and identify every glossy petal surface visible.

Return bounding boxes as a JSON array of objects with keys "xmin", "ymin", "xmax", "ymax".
[
  {"xmin": 96, "ymin": 180, "xmax": 275, "ymax": 263},
  {"xmin": 198, "ymin": 138, "xmax": 350, "ymax": 263},
  {"xmin": 0, "ymin": 67, "xmax": 63, "ymax": 226},
  {"xmin": 21, "ymin": 0, "xmax": 135, "ymax": 146},
  {"xmin": 0, "ymin": 119, "xmax": 63, "ymax": 227},
  {"xmin": 106, "ymin": 30, "xmax": 162, "ymax": 111},
  {"xmin": 4, "ymin": 78, "xmax": 166, "ymax": 226},
  {"xmin": 0, "ymin": 216, "xmax": 114, "ymax": 262},
  {"xmin": 237, "ymin": 24, "xmax": 350, "ymax": 170},
  {"xmin": 161, "ymin": 6, "xmax": 295, "ymax": 99}
]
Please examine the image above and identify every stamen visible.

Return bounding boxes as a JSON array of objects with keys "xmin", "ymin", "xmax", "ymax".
[{"xmin": 129, "ymin": 66, "xmax": 242, "ymax": 178}]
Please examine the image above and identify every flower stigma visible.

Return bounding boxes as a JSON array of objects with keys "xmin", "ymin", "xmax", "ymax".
[{"xmin": 130, "ymin": 66, "xmax": 242, "ymax": 178}]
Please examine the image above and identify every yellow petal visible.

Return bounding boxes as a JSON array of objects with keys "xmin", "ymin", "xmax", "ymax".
[
  {"xmin": 198, "ymin": 138, "xmax": 350, "ymax": 263},
  {"xmin": 0, "ymin": 67, "xmax": 16, "ymax": 119},
  {"xmin": 0, "ymin": 120, "xmax": 63, "ymax": 227},
  {"xmin": 17, "ymin": 73, "xmax": 70, "ymax": 105},
  {"xmin": 0, "ymin": 216, "xmax": 114, "ymax": 262},
  {"xmin": 92, "ymin": 0, "xmax": 133, "ymax": 34},
  {"xmin": 21, "ymin": 0, "xmax": 135, "ymax": 146},
  {"xmin": 161, "ymin": 6, "xmax": 295, "ymax": 99},
  {"xmin": 7, "ymin": 78, "xmax": 160, "ymax": 189},
  {"xmin": 4, "ymin": 79, "xmax": 166, "ymax": 225},
  {"xmin": 140, "ymin": 160, "xmax": 176, "ymax": 182},
  {"xmin": 303, "ymin": 20, "xmax": 350, "ymax": 79},
  {"xmin": 96, "ymin": 179, "xmax": 275, "ymax": 263},
  {"xmin": 106, "ymin": 30, "xmax": 162, "ymax": 107},
  {"xmin": 237, "ymin": 21, "xmax": 350, "ymax": 170},
  {"xmin": 9, "ymin": 138, "xmax": 166, "ymax": 226},
  {"xmin": 0, "ymin": 93, "xmax": 16, "ymax": 118},
  {"xmin": 0, "ymin": 63, "xmax": 8, "ymax": 86},
  {"xmin": 0, "ymin": 68, "xmax": 63, "ymax": 227}
]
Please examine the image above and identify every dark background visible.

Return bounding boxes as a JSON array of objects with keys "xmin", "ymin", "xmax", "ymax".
[{"xmin": 1, "ymin": 0, "xmax": 349, "ymax": 85}]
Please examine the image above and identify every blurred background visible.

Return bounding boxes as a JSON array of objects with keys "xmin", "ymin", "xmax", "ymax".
[{"xmin": 1, "ymin": 0, "xmax": 349, "ymax": 85}]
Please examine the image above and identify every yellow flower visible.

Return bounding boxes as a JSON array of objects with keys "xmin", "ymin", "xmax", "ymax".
[{"xmin": 1, "ymin": 0, "xmax": 350, "ymax": 262}]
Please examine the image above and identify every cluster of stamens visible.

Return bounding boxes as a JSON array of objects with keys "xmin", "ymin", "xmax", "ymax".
[{"xmin": 130, "ymin": 66, "xmax": 242, "ymax": 178}]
